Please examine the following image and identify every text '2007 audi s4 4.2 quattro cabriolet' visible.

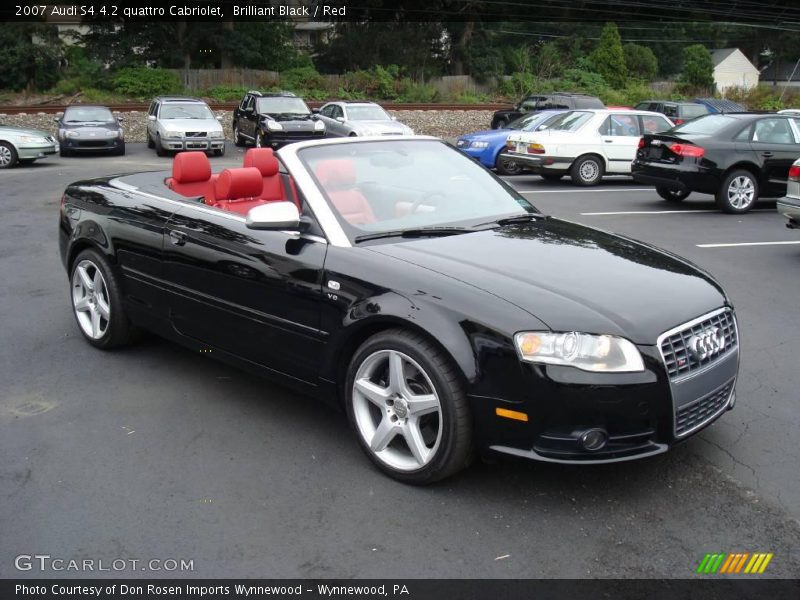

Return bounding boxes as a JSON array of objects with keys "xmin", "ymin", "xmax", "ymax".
[{"xmin": 59, "ymin": 137, "xmax": 739, "ymax": 483}]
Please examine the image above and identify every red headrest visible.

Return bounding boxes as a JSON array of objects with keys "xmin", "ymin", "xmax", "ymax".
[
  {"xmin": 243, "ymin": 148, "xmax": 279, "ymax": 177},
  {"xmin": 172, "ymin": 152, "xmax": 211, "ymax": 183},
  {"xmin": 215, "ymin": 168, "xmax": 263, "ymax": 201},
  {"xmin": 315, "ymin": 159, "xmax": 356, "ymax": 189}
]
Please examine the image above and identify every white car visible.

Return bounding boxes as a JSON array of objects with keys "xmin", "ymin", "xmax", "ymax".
[
  {"xmin": 146, "ymin": 96, "xmax": 225, "ymax": 157},
  {"xmin": 504, "ymin": 109, "xmax": 674, "ymax": 185},
  {"xmin": 777, "ymin": 157, "xmax": 800, "ymax": 231}
]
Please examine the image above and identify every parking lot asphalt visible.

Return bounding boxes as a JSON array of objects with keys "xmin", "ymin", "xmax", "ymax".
[{"xmin": 1, "ymin": 143, "xmax": 798, "ymax": 579}]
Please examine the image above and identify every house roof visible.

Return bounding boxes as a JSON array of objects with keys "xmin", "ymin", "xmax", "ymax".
[{"xmin": 711, "ymin": 48, "xmax": 739, "ymax": 66}]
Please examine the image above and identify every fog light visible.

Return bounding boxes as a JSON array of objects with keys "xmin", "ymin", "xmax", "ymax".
[{"xmin": 579, "ymin": 428, "xmax": 608, "ymax": 451}]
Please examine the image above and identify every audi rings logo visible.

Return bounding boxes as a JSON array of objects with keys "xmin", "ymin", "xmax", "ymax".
[{"xmin": 688, "ymin": 327, "xmax": 725, "ymax": 360}]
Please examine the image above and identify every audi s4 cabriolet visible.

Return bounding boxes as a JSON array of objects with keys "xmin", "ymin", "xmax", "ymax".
[{"xmin": 59, "ymin": 137, "xmax": 739, "ymax": 483}]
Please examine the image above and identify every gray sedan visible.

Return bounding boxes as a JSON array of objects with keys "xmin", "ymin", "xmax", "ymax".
[
  {"xmin": 316, "ymin": 101, "xmax": 413, "ymax": 137},
  {"xmin": 0, "ymin": 124, "xmax": 58, "ymax": 169},
  {"xmin": 56, "ymin": 105, "xmax": 125, "ymax": 156}
]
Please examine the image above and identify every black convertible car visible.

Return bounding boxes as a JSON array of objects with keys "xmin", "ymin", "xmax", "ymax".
[
  {"xmin": 59, "ymin": 137, "xmax": 739, "ymax": 483},
  {"xmin": 632, "ymin": 112, "xmax": 800, "ymax": 213}
]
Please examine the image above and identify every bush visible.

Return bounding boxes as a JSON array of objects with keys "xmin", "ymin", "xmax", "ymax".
[
  {"xmin": 624, "ymin": 44, "xmax": 658, "ymax": 81},
  {"xmin": 395, "ymin": 80, "xmax": 439, "ymax": 103},
  {"xmin": 495, "ymin": 72, "xmax": 536, "ymax": 99},
  {"xmin": 205, "ymin": 85, "xmax": 249, "ymax": 102},
  {"xmin": 112, "ymin": 67, "xmax": 181, "ymax": 99},
  {"xmin": 280, "ymin": 66, "xmax": 327, "ymax": 94},
  {"xmin": 679, "ymin": 45, "xmax": 715, "ymax": 91}
]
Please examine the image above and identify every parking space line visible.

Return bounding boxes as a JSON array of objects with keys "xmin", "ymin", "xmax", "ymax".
[
  {"xmin": 580, "ymin": 209, "xmax": 774, "ymax": 216},
  {"xmin": 515, "ymin": 188, "xmax": 653, "ymax": 194},
  {"xmin": 696, "ymin": 241, "xmax": 800, "ymax": 248}
]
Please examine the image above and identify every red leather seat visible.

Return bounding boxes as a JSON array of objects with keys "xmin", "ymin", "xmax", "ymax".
[
  {"xmin": 166, "ymin": 152, "xmax": 217, "ymax": 204},
  {"xmin": 243, "ymin": 148, "xmax": 289, "ymax": 204},
  {"xmin": 314, "ymin": 159, "xmax": 376, "ymax": 225},
  {"xmin": 211, "ymin": 167, "xmax": 266, "ymax": 215}
]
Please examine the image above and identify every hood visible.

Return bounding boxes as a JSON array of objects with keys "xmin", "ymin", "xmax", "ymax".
[
  {"xmin": 0, "ymin": 125, "xmax": 52, "ymax": 138},
  {"xmin": 61, "ymin": 121, "xmax": 120, "ymax": 132},
  {"xmin": 160, "ymin": 118, "xmax": 223, "ymax": 132},
  {"xmin": 262, "ymin": 113, "xmax": 314, "ymax": 123},
  {"xmin": 352, "ymin": 120, "xmax": 410, "ymax": 135},
  {"xmin": 367, "ymin": 219, "xmax": 727, "ymax": 344},
  {"xmin": 459, "ymin": 129, "xmax": 515, "ymax": 142}
]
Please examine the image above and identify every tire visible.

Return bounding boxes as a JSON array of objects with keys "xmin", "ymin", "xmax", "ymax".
[
  {"xmin": 570, "ymin": 154, "xmax": 604, "ymax": 186},
  {"xmin": 348, "ymin": 132, "xmax": 358, "ymax": 137},
  {"xmin": 146, "ymin": 131, "xmax": 154, "ymax": 149},
  {"xmin": 345, "ymin": 328, "xmax": 473, "ymax": 484},
  {"xmin": 213, "ymin": 144, "xmax": 225, "ymax": 157},
  {"xmin": 716, "ymin": 169, "xmax": 758, "ymax": 214},
  {"xmin": 115, "ymin": 144, "xmax": 126, "ymax": 156},
  {"xmin": 233, "ymin": 123, "xmax": 245, "ymax": 147},
  {"xmin": 656, "ymin": 186, "xmax": 689, "ymax": 202},
  {"xmin": 495, "ymin": 153, "xmax": 522, "ymax": 175},
  {"xmin": 59, "ymin": 146, "xmax": 71, "ymax": 157},
  {"xmin": 540, "ymin": 173, "xmax": 563, "ymax": 182},
  {"xmin": 155, "ymin": 134, "xmax": 167, "ymax": 156},
  {"xmin": 69, "ymin": 249, "xmax": 137, "ymax": 349},
  {"xmin": 494, "ymin": 118, "xmax": 508, "ymax": 130},
  {"xmin": 255, "ymin": 130, "xmax": 265, "ymax": 148},
  {"xmin": 0, "ymin": 141, "xmax": 18, "ymax": 168}
]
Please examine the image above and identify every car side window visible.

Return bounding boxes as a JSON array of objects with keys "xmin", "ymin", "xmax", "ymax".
[
  {"xmin": 641, "ymin": 115, "xmax": 671, "ymax": 134},
  {"xmin": 246, "ymin": 96, "xmax": 255, "ymax": 111},
  {"xmin": 733, "ymin": 125, "xmax": 752, "ymax": 142},
  {"xmin": 753, "ymin": 118, "xmax": 796, "ymax": 144},
  {"xmin": 320, "ymin": 105, "xmax": 333, "ymax": 117},
  {"xmin": 519, "ymin": 97, "xmax": 542, "ymax": 111},
  {"xmin": 148, "ymin": 101, "xmax": 157, "ymax": 117},
  {"xmin": 600, "ymin": 114, "xmax": 641, "ymax": 136},
  {"xmin": 331, "ymin": 105, "xmax": 343, "ymax": 119},
  {"xmin": 239, "ymin": 95, "xmax": 249, "ymax": 111},
  {"xmin": 662, "ymin": 105, "xmax": 678, "ymax": 118}
]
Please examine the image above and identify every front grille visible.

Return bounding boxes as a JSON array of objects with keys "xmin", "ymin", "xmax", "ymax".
[
  {"xmin": 675, "ymin": 379, "xmax": 733, "ymax": 436},
  {"xmin": 76, "ymin": 141, "xmax": 112, "ymax": 147},
  {"xmin": 660, "ymin": 309, "xmax": 737, "ymax": 380},
  {"xmin": 185, "ymin": 131, "xmax": 206, "ymax": 138}
]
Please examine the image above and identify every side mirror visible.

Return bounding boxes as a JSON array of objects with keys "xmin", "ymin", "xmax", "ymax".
[
  {"xmin": 246, "ymin": 202, "xmax": 301, "ymax": 230},
  {"xmin": 53, "ymin": 117, "xmax": 59, "ymax": 123},
  {"xmin": 391, "ymin": 116, "xmax": 397, "ymax": 121},
  {"xmin": 148, "ymin": 115, "xmax": 156, "ymax": 121},
  {"xmin": 245, "ymin": 106, "xmax": 254, "ymax": 113},
  {"xmin": 117, "ymin": 116, "xmax": 124, "ymax": 123},
  {"xmin": 537, "ymin": 125, "xmax": 548, "ymax": 131},
  {"xmin": 216, "ymin": 115, "xmax": 222, "ymax": 121},
  {"xmin": 335, "ymin": 116, "xmax": 345, "ymax": 123},
  {"xmin": 311, "ymin": 108, "xmax": 320, "ymax": 114}
]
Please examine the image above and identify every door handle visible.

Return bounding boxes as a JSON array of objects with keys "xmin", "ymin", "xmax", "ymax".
[
  {"xmin": 169, "ymin": 230, "xmax": 187, "ymax": 246},
  {"xmin": 761, "ymin": 152, "xmax": 774, "ymax": 157},
  {"xmin": 604, "ymin": 139, "xmax": 613, "ymax": 143}
]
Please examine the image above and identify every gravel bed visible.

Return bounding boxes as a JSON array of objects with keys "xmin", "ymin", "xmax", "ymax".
[{"xmin": 0, "ymin": 109, "xmax": 496, "ymax": 142}]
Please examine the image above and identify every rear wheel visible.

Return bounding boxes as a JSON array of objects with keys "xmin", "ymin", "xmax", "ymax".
[
  {"xmin": 716, "ymin": 169, "xmax": 758, "ymax": 214},
  {"xmin": 656, "ymin": 187, "xmax": 690, "ymax": 202},
  {"xmin": 494, "ymin": 118, "xmax": 508, "ymax": 130},
  {"xmin": 345, "ymin": 329, "xmax": 473, "ymax": 484},
  {"xmin": 69, "ymin": 249, "xmax": 137, "ymax": 349},
  {"xmin": 0, "ymin": 142, "xmax": 18, "ymax": 168},
  {"xmin": 570, "ymin": 155, "xmax": 604, "ymax": 186},
  {"xmin": 495, "ymin": 153, "xmax": 522, "ymax": 175}
]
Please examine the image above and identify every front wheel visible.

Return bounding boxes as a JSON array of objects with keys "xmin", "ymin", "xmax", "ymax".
[
  {"xmin": 570, "ymin": 155, "xmax": 604, "ymax": 186},
  {"xmin": 495, "ymin": 153, "xmax": 522, "ymax": 175},
  {"xmin": 69, "ymin": 249, "xmax": 137, "ymax": 349},
  {"xmin": 716, "ymin": 170, "xmax": 758, "ymax": 214},
  {"xmin": 345, "ymin": 329, "xmax": 473, "ymax": 484},
  {"xmin": 213, "ymin": 144, "xmax": 225, "ymax": 157},
  {"xmin": 233, "ymin": 123, "xmax": 245, "ymax": 147},
  {"xmin": 115, "ymin": 144, "xmax": 126, "ymax": 156},
  {"xmin": 656, "ymin": 187, "xmax": 689, "ymax": 202},
  {"xmin": 0, "ymin": 141, "xmax": 18, "ymax": 168},
  {"xmin": 155, "ymin": 134, "xmax": 167, "ymax": 156},
  {"xmin": 146, "ymin": 131, "xmax": 154, "ymax": 149},
  {"xmin": 255, "ymin": 130, "xmax": 265, "ymax": 148}
]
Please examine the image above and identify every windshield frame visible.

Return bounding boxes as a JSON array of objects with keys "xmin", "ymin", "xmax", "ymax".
[{"xmin": 290, "ymin": 138, "xmax": 540, "ymax": 246}]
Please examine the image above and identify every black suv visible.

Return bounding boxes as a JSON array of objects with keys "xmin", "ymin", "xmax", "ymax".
[
  {"xmin": 634, "ymin": 101, "xmax": 710, "ymax": 125},
  {"xmin": 491, "ymin": 92, "xmax": 604, "ymax": 129},
  {"xmin": 232, "ymin": 91, "xmax": 325, "ymax": 148}
]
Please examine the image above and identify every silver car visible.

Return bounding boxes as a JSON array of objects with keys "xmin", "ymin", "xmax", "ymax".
[
  {"xmin": 56, "ymin": 105, "xmax": 125, "ymax": 156},
  {"xmin": 146, "ymin": 96, "xmax": 225, "ymax": 156},
  {"xmin": 777, "ymin": 157, "xmax": 800, "ymax": 231},
  {"xmin": 315, "ymin": 101, "xmax": 413, "ymax": 137},
  {"xmin": 0, "ymin": 124, "xmax": 58, "ymax": 169}
]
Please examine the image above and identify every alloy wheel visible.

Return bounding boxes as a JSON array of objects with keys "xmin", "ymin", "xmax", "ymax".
[
  {"xmin": 71, "ymin": 259, "xmax": 111, "ymax": 340},
  {"xmin": 579, "ymin": 160, "xmax": 599, "ymax": 183},
  {"xmin": 0, "ymin": 144, "xmax": 13, "ymax": 167},
  {"xmin": 727, "ymin": 175, "xmax": 755, "ymax": 209},
  {"xmin": 352, "ymin": 350, "xmax": 443, "ymax": 471}
]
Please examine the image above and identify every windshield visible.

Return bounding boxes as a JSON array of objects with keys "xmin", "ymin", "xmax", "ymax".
[
  {"xmin": 346, "ymin": 105, "xmax": 390, "ymax": 121},
  {"xmin": 63, "ymin": 107, "xmax": 115, "ymax": 123},
  {"xmin": 257, "ymin": 97, "xmax": 310, "ymax": 115},
  {"xmin": 544, "ymin": 111, "xmax": 593, "ymax": 132},
  {"xmin": 507, "ymin": 111, "xmax": 559, "ymax": 131},
  {"xmin": 299, "ymin": 140, "xmax": 538, "ymax": 241},
  {"xmin": 160, "ymin": 103, "xmax": 215, "ymax": 120},
  {"xmin": 672, "ymin": 114, "xmax": 736, "ymax": 134}
]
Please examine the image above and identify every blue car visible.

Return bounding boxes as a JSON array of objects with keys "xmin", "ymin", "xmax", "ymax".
[{"xmin": 456, "ymin": 110, "xmax": 566, "ymax": 175}]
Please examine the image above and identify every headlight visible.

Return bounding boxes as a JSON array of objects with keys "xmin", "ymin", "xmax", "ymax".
[
  {"xmin": 209, "ymin": 131, "xmax": 224, "ymax": 139},
  {"xmin": 106, "ymin": 130, "xmax": 119, "ymax": 138},
  {"xmin": 514, "ymin": 331, "xmax": 645, "ymax": 373},
  {"xmin": 65, "ymin": 131, "xmax": 79, "ymax": 139},
  {"xmin": 314, "ymin": 120, "xmax": 325, "ymax": 131},
  {"xmin": 163, "ymin": 130, "xmax": 183, "ymax": 139},
  {"xmin": 19, "ymin": 135, "xmax": 49, "ymax": 143},
  {"xmin": 266, "ymin": 120, "xmax": 283, "ymax": 131},
  {"xmin": 471, "ymin": 141, "xmax": 489, "ymax": 149}
]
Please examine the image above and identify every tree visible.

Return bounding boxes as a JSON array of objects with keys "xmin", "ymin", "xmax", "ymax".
[
  {"xmin": 0, "ymin": 24, "xmax": 62, "ymax": 91},
  {"xmin": 623, "ymin": 44, "xmax": 658, "ymax": 81},
  {"xmin": 679, "ymin": 44, "xmax": 715, "ymax": 90},
  {"xmin": 591, "ymin": 22, "xmax": 627, "ymax": 88}
]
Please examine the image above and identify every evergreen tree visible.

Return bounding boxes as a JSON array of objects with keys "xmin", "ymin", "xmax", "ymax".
[
  {"xmin": 591, "ymin": 22, "xmax": 627, "ymax": 88},
  {"xmin": 623, "ymin": 44, "xmax": 658, "ymax": 81},
  {"xmin": 679, "ymin": 45, "xmax": 715, "ymax": 90}
]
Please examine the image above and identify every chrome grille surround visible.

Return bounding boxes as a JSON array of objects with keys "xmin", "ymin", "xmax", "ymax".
[{"xmin": 658, "ymin": 307, "xmax": 738, "ymax": 381}]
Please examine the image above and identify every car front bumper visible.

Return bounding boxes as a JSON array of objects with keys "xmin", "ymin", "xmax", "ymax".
[
  {"xmin": 62, "ymin": 137, "xmax": 123, "ymax": 152},
  {"xmin": 456, "ymin": 143, "xmax": 498, "ymax": 168},
  {"xmin": 17, "ymin": 142, "xmax": 58, "ymax": 159},
  {"xmin": 471, "ymin": 308, "xmax": 739, "ymax": 464},
  {"xmin": 160, "ymin": 137, "xmax": 225, "ymax": 151}
]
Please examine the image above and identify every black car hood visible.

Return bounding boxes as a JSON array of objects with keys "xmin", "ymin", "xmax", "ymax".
[
  {"xmin": 260, "ymin": 113, "xmax": 314, "ymax": 123},
  {"xmin": 367, "ymin": 219, "xmax": 727, "ymax": 344}
]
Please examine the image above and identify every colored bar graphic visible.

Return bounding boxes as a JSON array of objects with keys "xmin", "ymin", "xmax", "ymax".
[
  {"xmin": 734, "ymin": 553, "xmax": 749, "ymax": 573},
  {"xmin": 697, "ymin": 552, "xmax": 772, "ymax": 575}
]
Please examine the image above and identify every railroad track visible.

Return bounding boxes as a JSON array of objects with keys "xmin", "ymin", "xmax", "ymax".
[{"xmin": 0, "ymin": 101, "xmax": 512, "ymax": 115}]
